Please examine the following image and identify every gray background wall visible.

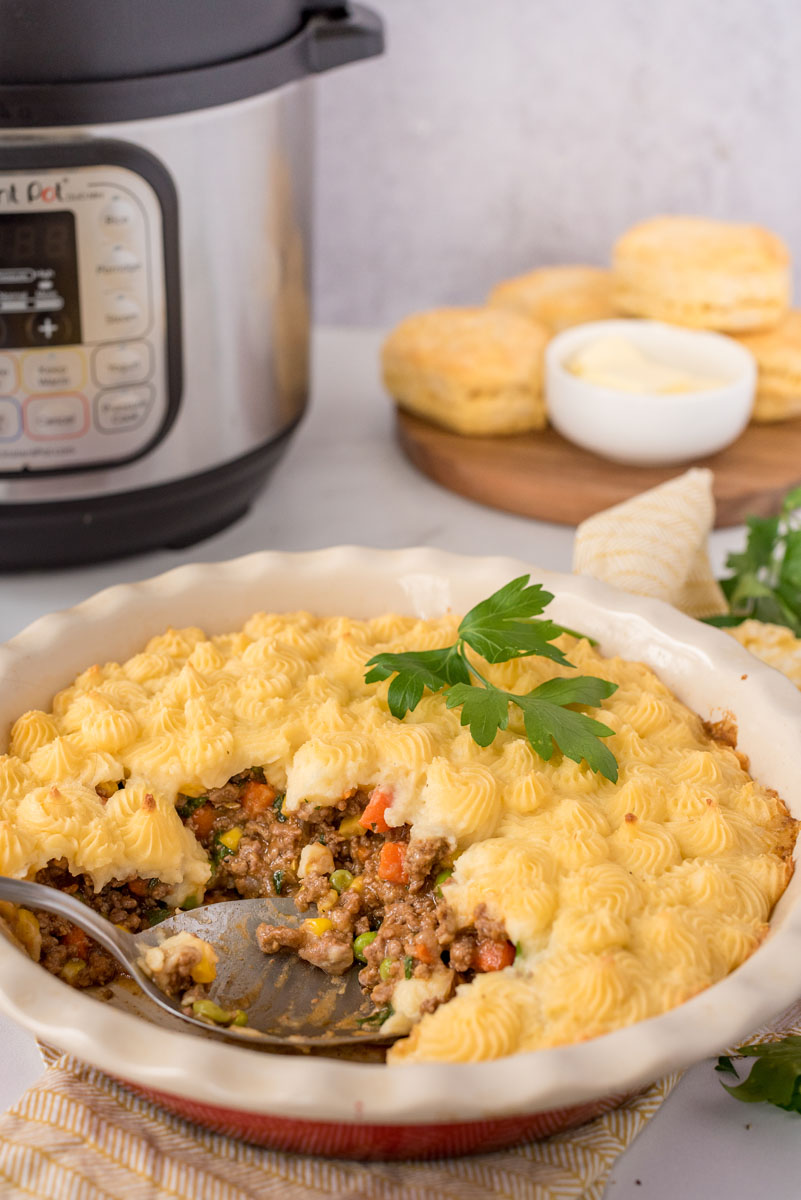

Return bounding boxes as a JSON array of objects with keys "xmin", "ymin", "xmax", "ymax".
[{"xmin": 313, "ymin": 0, "xmax": 798, "ymax": 326}]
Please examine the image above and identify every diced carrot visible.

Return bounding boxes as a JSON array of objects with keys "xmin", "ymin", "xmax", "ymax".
[
  {"xmin": 359, "ymin": 787, "xmax": 393, "ymax": 834},
  {"xmin": 412, "ymin": 938, "xmax": 434, "ymax": 965},
  {"xmin": 241, "ymin": 780, "xmax": 277, "ymax": 818},
  {"xmin": 189, "ymin": 804, "xmax": 216, "ymax": 840},
  {"xmin": 127, "ymin": 879, "xmax": 151, "ymax": 898},
  {"xmin": 377, "ymin": 841, "xmax": 409, "ymax": 885},
  {"xmin": 473, "ymin": 939, "xmax": 515, "ymax": 973},
  {"xmin": 62, "ymin": 926, "xmax": 89, "ymax": 960}
]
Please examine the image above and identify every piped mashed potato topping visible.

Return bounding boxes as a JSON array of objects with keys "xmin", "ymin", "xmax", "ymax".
[{"xmin": 0, "ymin": 610, "xmax": 796, "ymax": 1063}]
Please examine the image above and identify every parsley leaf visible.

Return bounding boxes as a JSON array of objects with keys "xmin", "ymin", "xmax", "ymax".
[
  {"xmin": 365, "ymin": 646, "xmax": 470, "ymax": 719},
  {"xmin": 446, "ymin": 683, "xmax": 510, "ymax": 746},
  {"xmin": 459, "ymin": 575, "xmax": 573, "ymax": 666},
  {"xmin": 517, "ymin": 677, "xmax": 619, "ymax": 779},
  {"xmin": 717, "ymin": 1038, "xmax": 801, "ymax": 1112},
  {"xmin": 707, "ymin": 489, "xmax": 801, "ymax": 634},
  {"xmin": 365, "ymin": 576, "xmax": 618, "ymax": 778}
]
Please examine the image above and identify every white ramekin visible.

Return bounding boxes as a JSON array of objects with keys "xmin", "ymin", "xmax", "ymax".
[{"xmin": 545, "ymin": 319, "xmax": 757, "ymax": 466}]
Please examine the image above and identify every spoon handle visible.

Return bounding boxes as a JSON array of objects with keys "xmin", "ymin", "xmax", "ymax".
[{"xmin": 0, "ymin": 875, "xmax": 136, "ymax": 964}]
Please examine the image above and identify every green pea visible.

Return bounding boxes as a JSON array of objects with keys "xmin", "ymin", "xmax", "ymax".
[
  {"xmin": 435, "ymin": 868, "xmax": 453, "ymax": 897},
  {"xmin": 353, "ymin": 931, "xmax": 378, "ymax": 963},
  {"xmin": 192, "ymin": 999, "xmax": 233, "ymax": 1025},
  {"xmin": 379, "ymin": 956, "xmax": 393, "ymax": 982},
  {"xmin": 231, "ymin": 1010, "xmax": 249, "ymax": 1027},
  {"xmin": 330, "ymin": 869, "xmax": 354, "ymax": 894},
  {"xmin": 180, "ymin": 892, "xmax": 201, "ymax": 911}
]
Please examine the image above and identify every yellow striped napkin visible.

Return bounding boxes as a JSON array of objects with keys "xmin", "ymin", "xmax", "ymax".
[
  {"xmin": 0, "ymin": 464, "xmax": 795, "ymax": 1199},
  {"xmin": 0, "ymin": 1047, "xmax": 679, "ymax": 1200},
  {"xmin": 572, "ymin": 467, "xmax": 727, "ymax": 617}
]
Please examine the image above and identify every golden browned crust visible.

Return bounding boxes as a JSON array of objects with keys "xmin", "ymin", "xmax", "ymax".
[
  {"xmin": 488, "ymin": 265, "xmax": 617, "ymax": 332},
  {"xmin": 381, "ymin": 306, "xmax": 549, "ymax": 435},
  {"xmin": 737, "ymin": 311, "xmax": 801, "ymax": 422},
  {"xmin": 613, "ymin": 216, "xmax": 791, "ymax": 333},
  {"xmin": 704, "ymin": 713, "xmax": 739, "ymax": 749}
]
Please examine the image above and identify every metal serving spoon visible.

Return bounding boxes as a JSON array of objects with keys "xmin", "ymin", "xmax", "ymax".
[{"xmin": 0, "ymin": 877, "xmax": 396, "ymax": 1047}]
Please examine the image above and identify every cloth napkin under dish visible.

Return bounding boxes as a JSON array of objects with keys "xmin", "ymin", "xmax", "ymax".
[
  {"xmin": 572, "ymin": 466, "xmax": 727, "ymax": 618},
  {"xmin": 0, "ymin": 466, "xmax": 793, "ymax": 1200}
]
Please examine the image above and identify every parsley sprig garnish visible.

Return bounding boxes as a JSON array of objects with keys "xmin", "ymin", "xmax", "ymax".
[
  {"xmin": 365, "ymin": 575, "xmax": 619, "ymax": 782},
  {"xmin": 705, "ymin": 486, "xmax": 801, "ymax": 633},
  {"xmin": 717, "ymin": 1037, "xmax": 801, "ymax": 1112}
]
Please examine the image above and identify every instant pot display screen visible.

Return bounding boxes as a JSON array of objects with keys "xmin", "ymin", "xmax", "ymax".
[{"xmin": 0, "ymin": 211, "xmax": 81, "ymax": 347}]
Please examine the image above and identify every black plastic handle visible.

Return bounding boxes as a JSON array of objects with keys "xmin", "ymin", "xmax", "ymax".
[
  {"xmin": 305, "ymin": 4, "xmax": 384, "ymax": 75},
  {"xmin": 0, "ymin": 4, "xmax": 384, "ymax": 129}
]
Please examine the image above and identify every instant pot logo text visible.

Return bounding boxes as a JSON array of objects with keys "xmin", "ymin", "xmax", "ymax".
[{"xmin": 0, "ymin": 179, "xmax": 65, "ymax": 206}]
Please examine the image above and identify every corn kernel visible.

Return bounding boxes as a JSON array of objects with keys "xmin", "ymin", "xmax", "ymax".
[
  {"xmin": 350, "ymin": 876, "xmax": 365, "ymax": 894},
  {"xmin": 60, "ymin": 958, "xmax": 86, "ymax": 985},
  {"xmin": 303, "ymin": 917, "xmax": 333, "ymax": 937},
  {"xmin": 317, "ymin": 889, "xmax": 339, "ymax": 913},
  {"xmin": 13, "ymin": 909, "xmax": 41, "ymax": 960},
  {"xmin": 338, "ymin": 815, "xmax": 364, "ymax": 838},
  {"xmin": 178, "ymin": 783, "xmax": 206, "ymax": 798},
  {"xmin": 191, "ymin": 948, "xmax": 217, "ymax": 984},
  {"xmin": 218, "ymin": 826, "xmax": 243, "ymax": 853}
]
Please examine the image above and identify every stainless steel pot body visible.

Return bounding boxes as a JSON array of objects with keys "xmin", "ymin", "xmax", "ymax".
[{"xmin": 0, "ymin": 83, "xmax": 312, "ymax": 506}]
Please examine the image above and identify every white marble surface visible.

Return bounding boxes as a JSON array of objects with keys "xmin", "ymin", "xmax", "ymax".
[
  {"xmin": 315, "ymin": 0, "xmax": 801, "ymax": 325},
  {"xmin": 1, "ymin": 327, "xmax": 799, "ymax": 1197}
]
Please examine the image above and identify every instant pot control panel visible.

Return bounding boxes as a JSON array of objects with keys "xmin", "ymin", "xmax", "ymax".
[{"xmin": 0, "ymin": 140, "xmax": 181, "ymax": 475}]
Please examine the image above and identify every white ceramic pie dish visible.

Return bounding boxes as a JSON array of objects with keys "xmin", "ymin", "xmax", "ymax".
[{"xmin": 1, "ymin": 546, "xmax": 801, "ymax": 1156}]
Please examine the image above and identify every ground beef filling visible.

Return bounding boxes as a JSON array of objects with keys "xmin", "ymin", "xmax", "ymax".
[
  {"xmin": 23, "ymin": 769, "xmax": 515, "ymax": 1022},
  {"xmin": 31, "ymin": 860, "xmax": 175, "ymax": 989}
]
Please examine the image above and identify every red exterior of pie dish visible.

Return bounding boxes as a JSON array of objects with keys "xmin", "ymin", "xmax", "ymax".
[{"xmin": 129, "ymin": 1082, "xmax": 631, "ymax": 1158}]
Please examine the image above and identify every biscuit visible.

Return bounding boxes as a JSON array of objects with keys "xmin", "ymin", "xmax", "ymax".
[
  {"xmin": 488, "ymin": 264, "xmax": 616, "ymax": 332},
  {"xmin": 613, "ymin": 216, "xmax": 791, "ymax": 333},
  {"xmin": 381, "ymin": 306, "xmax": 549, "ymax": 435},
  {"xmin": 736, "ymin": 310, "xmax": 801, "ymax": 422}
]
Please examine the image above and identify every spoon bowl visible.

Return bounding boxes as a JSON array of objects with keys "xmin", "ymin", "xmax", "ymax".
[{"xmin": 0, "ymin": 877, "xmax": 395, "ymax": 1047}]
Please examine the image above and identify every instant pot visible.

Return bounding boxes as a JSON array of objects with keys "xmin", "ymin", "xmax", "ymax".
[{"xmin": 0, "ymin": 0, "xmax": 382, "ymax": 568}]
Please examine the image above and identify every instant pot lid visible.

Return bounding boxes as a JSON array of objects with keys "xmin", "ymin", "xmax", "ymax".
[
  {"xmin": 0, "ymin": 1, "xmax": 382, "ymax": 125},
  {"xmin": 0, "ymin": 0, "xmax": 348, "ymax": 82}
]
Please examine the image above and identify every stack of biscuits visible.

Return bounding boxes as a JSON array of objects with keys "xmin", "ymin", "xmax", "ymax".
[{"xmin": 382, "ymin": 215, "xmax": 798, "ymax": 436}]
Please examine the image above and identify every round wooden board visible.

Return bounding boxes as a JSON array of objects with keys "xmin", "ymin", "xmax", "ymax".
[{"xmin": 396, "ymin": 411, "xmax": 801, "ymax": 528}]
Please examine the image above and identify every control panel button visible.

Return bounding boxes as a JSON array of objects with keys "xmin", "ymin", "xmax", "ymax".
[
  {"xmin": 0, "ymin": 354, "xmax": 19, "ymax": 395},
  {"xmin": 22, "ymin": 348, "xmax": 85, "ymax": 394},
  {"xmin": 97, "ymin": 244, "xmax": 143, "ymax": 279},
  {"xmin": 26, "ymin": 313, "xmax": 73, "ymax": 345},
  {"xmin": 95, "ymin": 385, "xmax": 154, "ymax": 433},
  {"xmin": 93, "ymin": 341, "xmax": 152, "ymax": 388},
  {"xmin": 102, "ymin": 291, "xmax": 143, "ymax": 332},
  {"xmin": 0, "ymin": 399, "xmax": 21, "ymax": 441},
  {"xmin": 24, "ymin": 394, "xmax": 87, "ymax": 440},
  {"xmin": 99, "ymin": 196, "xmax": 138, "ymax": 235}
]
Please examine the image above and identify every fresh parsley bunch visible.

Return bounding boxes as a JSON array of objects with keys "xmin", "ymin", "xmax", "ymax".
[
  {"xmin": 706, "ymin": 486, "xmax": 801, "ymax": 633},
  {"xmin": 364, "ymin": 575, "xmax": 619, "ymax": 782},
  {"xmin": 717, "ymin": 1038, "xmax": 801, "ymax": 1112}
]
